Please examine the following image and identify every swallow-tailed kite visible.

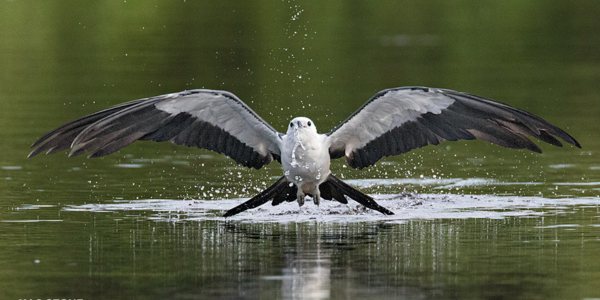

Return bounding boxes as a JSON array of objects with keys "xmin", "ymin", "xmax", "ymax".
[{"xmin": 29, "ymin": 87, "xmax": 581, "ymax": 216}]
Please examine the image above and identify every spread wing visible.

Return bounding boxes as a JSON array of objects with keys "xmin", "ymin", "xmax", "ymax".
[
  {"xmin": 328, "ymin": 86, "xmax": 580, "ymax": 169},
  {"xmin": 29, "ymin": 89, "xmax": 282, "ymax": 169}
]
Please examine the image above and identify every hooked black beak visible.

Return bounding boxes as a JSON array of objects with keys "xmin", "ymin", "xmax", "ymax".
[{"xmin": 296, "ymin": 121, "xmax": 308, "ymax": 128}]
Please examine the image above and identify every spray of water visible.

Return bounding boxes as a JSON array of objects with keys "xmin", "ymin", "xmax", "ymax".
[{"xmin": 290, "ymin": 129, "xmax": 307, "ymax": 168}]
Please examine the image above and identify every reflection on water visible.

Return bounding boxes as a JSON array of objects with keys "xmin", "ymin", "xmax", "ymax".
[
  {"xmin": 282, "ymin": 254, "xmax": 331, "ymax": 300},
  {"xmin": 30, "ymin": 212, "xmax": 592, "ymax": 299},
  {"xmin": 275, "ymin": 236, "xmax": 331, "ymax": 299}
]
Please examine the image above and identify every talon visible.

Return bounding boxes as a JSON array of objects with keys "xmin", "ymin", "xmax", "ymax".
[
  {"xmin": 313, "ymin": 195, "xmax": 320, "ymax": 206},
  {"xmin": 297, "ymin": 191, "xmax": 305, "ymax": 207}
]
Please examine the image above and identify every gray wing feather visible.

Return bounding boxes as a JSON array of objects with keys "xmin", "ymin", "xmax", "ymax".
[
  {"xmin": 30, "ymin": 90, "xmax": 282, "ymax": 169},
  {"xmin": 328, "ymin": 86, "xmax": 580, "ymax": 169}
]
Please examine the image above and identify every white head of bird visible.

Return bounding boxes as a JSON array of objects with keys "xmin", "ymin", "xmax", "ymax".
[{"xmin": 287, "ymin": 117, "xmax": 317, "ymax": 135}]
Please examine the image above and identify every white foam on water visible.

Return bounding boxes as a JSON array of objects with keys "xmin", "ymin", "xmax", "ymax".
[
  {"xmin": 344, "ymin": 177, "xmax": 543, "ymax": 189},
  {"xmin": 548, "ymin": 164, "xmax": 575, "ymax": 169},
  {"xmin": 114, "ymin": 163, "xmax": 144, "ymax": 169},
  {"xmin": 553, "ymin": 182, "xmax": 600, "ymax": 186},
  {"xmin": 62, "ymin": 193, "xmax": 600, "ymax": 224},
  {"xmin": 0, "ymin": 219, "xmax": 63, "ymax": 223},
  {"xmin": 15, "ymin": 204, "xmax": 55, "ymax": 210},
  {"xmin": 535, "ymin": 224, "xmax": 581, "ymax": 229},
  {"xmin": 1, "ymin": 166, "xmax": 22, "ymax": 171},
  {"xmin": 436, "ymin": 178, "xmax": 497, "ymax": 189},
  {"xmin": 344, "ymin": 178, "xmax": 457, "ymax": 188}
]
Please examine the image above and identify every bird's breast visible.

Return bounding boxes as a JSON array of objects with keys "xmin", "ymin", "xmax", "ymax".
[{"xmin": 281, "ymin": 133, "xmax": 330, "ymax": 185}]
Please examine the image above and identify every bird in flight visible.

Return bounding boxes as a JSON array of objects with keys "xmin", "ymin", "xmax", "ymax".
[{"xmin": 29, "ymin": 87, "xmax": 580, "ymax": 216}]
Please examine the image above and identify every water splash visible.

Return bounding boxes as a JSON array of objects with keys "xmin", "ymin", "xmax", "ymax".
[
  {"xmin": 60, "ymin": 193, "xmax": 600, "ymax": 224},
  {"xmin": 290, "ymin": 129, "xmax": 307, "ymax": 168}
]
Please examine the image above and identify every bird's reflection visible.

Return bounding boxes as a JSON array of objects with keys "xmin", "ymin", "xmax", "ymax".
[
  {"xmin": 225, "ymin": 222, "xmax": 392, "ymax": 298},
  {"xmin": 280, "ymin": 246, "xmax": 331, "ymax": 300}
]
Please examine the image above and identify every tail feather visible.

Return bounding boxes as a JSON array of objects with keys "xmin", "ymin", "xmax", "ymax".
[
  {"xmin": 271, "ymin": 183, "xmax": 297, "ymax": 206},
  {"xmin": 223, "ymin": 176, "xmax": 289, "ymax": 217},
  {"xmin": 325, "ymin": 174, "xmax": 394, "ymax": 215},
  {"xmin": 319, "ymin": 180, "xmax": 348, "ymax": 204},
  {"xmin": 223, "ymin": 174, "xmax": 395, "ymax": 217}
]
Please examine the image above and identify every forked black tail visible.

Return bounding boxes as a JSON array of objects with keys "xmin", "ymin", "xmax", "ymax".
[
  {"xmin": 223, "ymin": 174, "xmax": 394, "ymax": 217},
  {"xmin": 324, "ymin": 175, "xmax": 394, "ymax": 215},
  {"xmin": 222, "ymin": 176, "xmax": 290, "ymax": 217}
]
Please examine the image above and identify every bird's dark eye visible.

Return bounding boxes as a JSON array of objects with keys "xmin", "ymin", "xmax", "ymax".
[
  {"xmin": 290, "ymin": 122, "xmax": 294, "ymax": 128},
  {"xmin": 307, "ymin": 121, "xmax": 312, "ymax": 126}
]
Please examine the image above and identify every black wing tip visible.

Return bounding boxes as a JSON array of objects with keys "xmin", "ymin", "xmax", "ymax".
[
  {"xmin": 557, "ymin": 135, "xmax": 581, "ymax": 149},
  {"xmin": 27, "ymin": 149, "xmax": 45, "ymax": 159},
  {"xmin": 28, "ymin": 145, "xmax": 58, "ymax": 159},
  {"xmin": 456, "ymin": 89, "xmax": 583, "ymax": 150},
  {"xmin": 27, "ymin": 150, "xmax": 38, "ymax": 159},
  {"xmin": 568, "ymin": 135, "xmax": 582, "ymax": 148},
  {"xmin": 30, "ymin": 138, "xmax": 44, "ymax": 148},
  {"xmin": 28, "ymin": 135, "xmax": 55, "ymax": 158},
  {"xmin": 27, "ymin": 145, "xmax": 43, "ymax": 158},
  {"xmin": 543, "ymin": 126, "xmax": 582, "ymax": 149},
  {"xmin": 539, "ymin": 128, "xmax": 581, "ymax": 149}
]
